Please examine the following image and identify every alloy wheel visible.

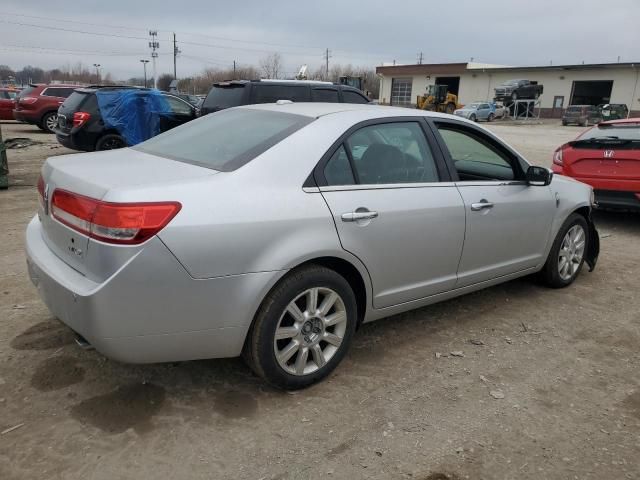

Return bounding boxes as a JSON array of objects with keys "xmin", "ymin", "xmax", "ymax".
[
  {"xmin": 558, "ymin": 224, "xmax": 586, "ymax": 281},
  {"xmin": 46, "ymin": 114, "xmax": 58, "ymax": 132},
  {"xmin": 274, "ymin": 287, "xmax": 347, "ymax": 376}
]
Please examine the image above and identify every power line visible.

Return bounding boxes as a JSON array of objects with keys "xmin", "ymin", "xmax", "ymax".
[
  {"xmin": 0, "ymin": 43, "xmax": 149, "ymax": 57},
  {"xmin": 1, "ymin": 15, "xmax": 401, "ymax": 60},
  {"xmin": 3, "ymin": 11, "xmax": 150, "ymax": 32}
]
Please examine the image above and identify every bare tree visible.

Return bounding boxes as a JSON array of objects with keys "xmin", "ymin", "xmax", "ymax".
[{"xmin": 259, "ymin": 53, "xmax": 283, "ymax": 79}]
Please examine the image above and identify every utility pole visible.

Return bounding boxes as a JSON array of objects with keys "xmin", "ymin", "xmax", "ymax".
[
  {"xmin": 417, "ymin": 52, "xmax": 424, "ymax": 64},
  {"xmin": 233, "ymin": 60, "xmax": 236, "ymax": 78},
  {"xmin": 93, "ymin": 63, "xmax": 101, "ymax": 84},
  {"xmin": 140, "ymin": 59, "xmax": 149, "ymax": 88},
  {"xmin": 323, "ymin": 48, "xmax": 332, "ymax": 79},
  {"xmin": 173, "ymin": 33, "xmax": 180, "ymax": 80},
  {"xmin": 149, "ymin": 30, "xmax": 159, "ymax": 89}
]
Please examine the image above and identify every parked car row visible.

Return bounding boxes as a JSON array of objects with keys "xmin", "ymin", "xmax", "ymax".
[{"xmin": 562, "ymin": 104, "xmax": 629, "ymax": 126}]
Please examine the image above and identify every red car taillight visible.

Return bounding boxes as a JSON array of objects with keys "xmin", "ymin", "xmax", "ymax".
[
  {"xmin": 37, "ymin": 174, "xmax": 45, "ymax": 208},
  {"xmin": 73, "ymin": 111, "xmax": 91, "ymax": 128},
  {"xmin": 19, "ymin": 97, "xmax": 38, "ymax": 105},
  {"xmin": 50, "ymin": 189, "xmax": 181, "ymax": 245},
  {"xmin": 553, "ymin": 145, "xmax": 565, "ymax": 166}
]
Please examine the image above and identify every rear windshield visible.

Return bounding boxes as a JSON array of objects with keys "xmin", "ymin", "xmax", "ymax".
[
  {"xmin": 134, "ymin": 108, "xmax": 313, "ymax": 171},
  {"xmin": 17, "ymin": 86, "xmax": 36, "ymax": 98},
  {"xmin": 62, "ymin": 91, "xmax": 89, "ymax": 110},
  {"xmin": 566, "ymin": 106, "xmax": 584, "ymax": 113},
  {"xmin": 203, "ymin": 84, "xmax": 246, "ymax": 110},
  {"xmin": 578, "ymin": 125, "xmax": 640, "ymax": 141}
]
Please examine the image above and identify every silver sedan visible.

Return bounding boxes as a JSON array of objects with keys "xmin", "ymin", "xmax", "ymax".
[{"xmin": 26, "ymin": 103, "xmax": 599, "ymax": 389}]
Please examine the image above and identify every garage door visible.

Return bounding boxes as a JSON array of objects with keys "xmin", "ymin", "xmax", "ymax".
[
  {"xmin": 391, "ymin": 78, "xmax": 412, "ymax": 106},
  {"xmin": 570, "ymin": 80, "xmax": 613, "ymax": 106}
]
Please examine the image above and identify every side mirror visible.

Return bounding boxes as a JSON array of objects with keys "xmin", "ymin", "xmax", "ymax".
[{"xmin": 526, "ymin": 166, "xmax": 553, "ymax": 186}]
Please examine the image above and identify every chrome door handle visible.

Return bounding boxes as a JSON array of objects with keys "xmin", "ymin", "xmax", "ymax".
[
  {"xmin": 470, "ymin": 200, "xmax": 494, "ymax": 211},
  {"xmin": 341, "ymin": 210, "xmax": 379, "ymax": 222}
]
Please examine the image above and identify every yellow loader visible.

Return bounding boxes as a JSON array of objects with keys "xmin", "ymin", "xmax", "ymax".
[{"xmin": 416, "ymin": 84, "xmax": 461, "ymax": 114}]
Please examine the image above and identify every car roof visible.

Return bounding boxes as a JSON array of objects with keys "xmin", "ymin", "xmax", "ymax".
[
  {"xmin": 212, "ymin": 79, "xmax": 359, "ymax": 90},
  {"xmin": 598, "ymin": 117, "xmax": 640, "ymax": 126},
  {"xmin": 238, "ymin": 102, "xmax": 456, "ymax": 121}
]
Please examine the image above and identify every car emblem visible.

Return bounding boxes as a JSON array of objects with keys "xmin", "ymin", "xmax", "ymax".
[
  {"xmin": 604, "ymin": 150, "xmax": 615, "ymax": 158},
  {"xmin": 43, "ymin": 184, "xmax": 50, "ymax": 215}
]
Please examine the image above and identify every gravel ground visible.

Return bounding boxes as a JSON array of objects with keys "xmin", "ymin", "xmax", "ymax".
[{"xmin": 0, "ymin": 119, "xmax": 639, "ymax": 480}]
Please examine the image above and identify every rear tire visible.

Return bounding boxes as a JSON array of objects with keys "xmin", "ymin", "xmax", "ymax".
[
  {"xmin": 41, "ymin": 112, "xmax": 58, "ymax": 133},
  {"xmin": 445, "ymin": 103, "xmax": 455, "ymax": 114},
  {"xmin": 540, "ymin": 213, "xmax": 589, "ymax": 288},
  {"xmin": 243, "ymin": 265, "xmax": 357, "ymax": 390},
  {"xmin": 96, "ymin": 134, "xmax": 126, "ymax": 150},
  {"xmin": 488, "ymin": 113, "xmax": 495, "ymax": 122}
]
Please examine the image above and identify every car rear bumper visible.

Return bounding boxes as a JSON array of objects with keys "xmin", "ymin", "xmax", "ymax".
[
  {"xmin": 594, "ymin": 190, "xmax": 640, "ymax": 210},
  {"xmin": 54, "ymin": 131, "xmax": 94, "ymax": 152},
  {"xmin": 12, "ymin": 110, "xmax": 38, "ymax": 123},
  {"xmin": 25, "ymin": 215, "xmax": 281, "ymax": 363}
]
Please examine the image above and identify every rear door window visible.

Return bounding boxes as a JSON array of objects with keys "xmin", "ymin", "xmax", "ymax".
[
  {"xmin": 343, "ymin": 122, "xmax": 439, "ymax": 185},
  {"xmin": 135, "ymin": 108, "xmax": 313, "ymax": 171},
  {"xmin": 311, "ymin": 88, "xmax": 339, "ymax": 102},
  {"xmin": 251, "ymin": 84, "xmax": 310, "ymax": 103},
  {"xmin": 342, "ymin": 90, "xmax": 369, "ymax": 104}
]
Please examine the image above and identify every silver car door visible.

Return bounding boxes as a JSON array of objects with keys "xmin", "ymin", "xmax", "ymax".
[
  {"xmin": 316, "ymin": 120, "xmax": 466, "ymax": 309},
  {"xmin": 431, "ymin": 120, "xmax": 555, "ymax": 287}
]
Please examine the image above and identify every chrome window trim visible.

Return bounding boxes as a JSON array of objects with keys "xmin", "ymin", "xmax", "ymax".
[{"xmin": 318, "ymin": 181, "xmax": 457, "ymax": 192}]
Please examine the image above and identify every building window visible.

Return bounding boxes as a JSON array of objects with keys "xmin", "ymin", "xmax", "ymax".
[{"xmin": 391, "ymin": 78, "xmax": 412, "ymax": 106}]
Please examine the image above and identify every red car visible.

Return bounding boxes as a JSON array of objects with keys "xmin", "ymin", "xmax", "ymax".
[
  {"xmin": 0, "ymin": 88, "xmax": 19, "ymax": 120},
  {"xmin": 13, "ymin": 84, "xmax": 81, "ymax": 133},
  {"xmin": 552, "ymin": 118, "xmax": 640, "ymax": 210}
]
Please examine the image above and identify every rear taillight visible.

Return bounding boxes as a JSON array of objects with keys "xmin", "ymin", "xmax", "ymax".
[
  {"xmin": 20, "ymin": 97, "xmax": 38, "ymax": 105},
  {"xmin": 553, "ymin": 145, "xmax": 564, "ymax": 166},
  {"xmin": 50, "ymin": 189, "xmax": 181, "ymax": 245},
  {"xmin": 37, "ymin": 174, "xmax": 45, "ymax": 208},
  {"xmin": 72, "ymin": 111, "xmax": 91, "ymax": 128}
]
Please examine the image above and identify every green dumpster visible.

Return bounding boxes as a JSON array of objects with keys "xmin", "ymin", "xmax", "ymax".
[{"xmin": 0, "ymin": 124, "xmax": 7, "ymax": 189}]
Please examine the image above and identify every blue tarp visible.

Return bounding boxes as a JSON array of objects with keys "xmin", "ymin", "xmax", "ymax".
[{"xmin": 95, "ymin": 89, "xmax": 172, "ymax": 146}]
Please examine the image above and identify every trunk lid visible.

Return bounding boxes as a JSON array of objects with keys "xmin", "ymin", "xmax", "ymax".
[
  {"xmin": 565, "ymin": 143, "xmax": 640, "ymax": 180},
  {"xmin": 39, "ymin": 148, "xmax": 217, "ymax": 279}
]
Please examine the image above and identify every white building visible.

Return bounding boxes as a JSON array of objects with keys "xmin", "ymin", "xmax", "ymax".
[{"xmin": 376, "ymin": 61, "xmax": 640, "ymax": 116}]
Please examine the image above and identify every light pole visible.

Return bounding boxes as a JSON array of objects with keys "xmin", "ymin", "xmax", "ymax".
[
  {"xmin": 93, "ymin": 63, "xmax": 101, "ymax": 84},
  {"xmin": 140, "ymin": 59, "xmax": 149, "ymax": 88}
]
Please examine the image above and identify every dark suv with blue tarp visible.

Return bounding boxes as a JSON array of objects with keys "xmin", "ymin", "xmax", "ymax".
[{"xmin": 55, "ymin": 86, "xmax": 197, "ymax": 151}]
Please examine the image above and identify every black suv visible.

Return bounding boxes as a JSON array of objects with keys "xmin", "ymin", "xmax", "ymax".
[
  {"xmin": 200, "ymin": 80, "xmax": 370, "ymax": 115},
  {"xmin": 55, "ymin": 86, "xmax": 197, "ymax": 151}
]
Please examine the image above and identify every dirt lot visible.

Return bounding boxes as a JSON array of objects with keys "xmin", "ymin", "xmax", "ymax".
[{"xmin": 1, "ymin": 119, "xmax": 639, "ymax": 480}]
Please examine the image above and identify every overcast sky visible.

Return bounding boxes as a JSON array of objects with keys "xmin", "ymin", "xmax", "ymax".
[{"xmin": 1, "ymin": 0, "xmax": 638, "ymax": 80}]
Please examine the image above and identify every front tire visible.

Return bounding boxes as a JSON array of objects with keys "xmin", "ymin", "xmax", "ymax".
[
  {"xmin": 244, "ymin": 265, "xmax": 357, "ymax": 390},
  {"xmin": 470, "ymin": 114, "xmax": 477, "ymax": 122},
  {"xmin": 540, "ymin": 213, "xmax": 588, "ymax": 288}
]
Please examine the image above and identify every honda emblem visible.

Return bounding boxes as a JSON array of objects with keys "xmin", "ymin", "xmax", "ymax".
[{"xmin": 603, "ymin": 150, "xmax": 615, "ymax": 158}]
